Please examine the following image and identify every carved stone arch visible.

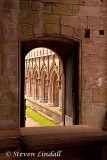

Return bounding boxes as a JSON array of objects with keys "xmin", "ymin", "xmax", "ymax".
[
  {"xmin": 40, "ymin": 66, "xmax": 48, "ymax": 80},
  {"xmin": 40, "ymin": 69, "xmax": 48, "ymax": 102},
  {"xmin": 34, "ymin": 63, "xmax": 38, "ymax": 71},
  {"xmin": 49, "ymin": 65, "xmax": 59, "ymax": 81},
  {"xmin": 33, "ymin": 69, "xmax": 39, "ymax": 99},
  {"xmin": 33, "ymin": 69, "xmax": 39, "ymax": 78},
  {"xmin": 49, "ymin": 69, "xmax": 59, "ymax": 106}
]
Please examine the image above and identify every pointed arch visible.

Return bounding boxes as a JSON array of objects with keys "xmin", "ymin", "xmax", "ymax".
[
  {"xmin": 40, "ymin": 70, "xmax": 48, "ymax": 102},
  {"xmin": 34, "ymin": 69, "xmax": 39, "ymax": 99},
  {"xmin": 50, "ymin": 69, "xmax": 59, "ymax": 106}
]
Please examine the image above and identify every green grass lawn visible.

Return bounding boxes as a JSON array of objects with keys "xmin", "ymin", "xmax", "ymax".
[{"xmin": 26, "ymin": 107, "xmax": 57, "ymax": 126}]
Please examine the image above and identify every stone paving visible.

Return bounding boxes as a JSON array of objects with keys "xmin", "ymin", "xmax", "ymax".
[{"xmin": 25, "ymin": 116, "xmax": 41, "ymax": 127}]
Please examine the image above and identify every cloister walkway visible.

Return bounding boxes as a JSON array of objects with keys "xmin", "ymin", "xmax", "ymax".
[{"xmin": 25, "ymin": 116, "xmax": 41, "ymax": 127}]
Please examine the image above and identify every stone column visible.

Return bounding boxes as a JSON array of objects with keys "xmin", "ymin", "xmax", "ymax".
[
  {"xmin": 38, "ymin": 79, "xmax": 42, "ymax": 102},
  {"xmin": 28, "ymin": 78, "xmax": 30, "ymax": 97},
  {"xmin": 48, "ymin": 85, "xmax": 51, "ymax": 104},
  {"xmin": 32, "ymin": 78, "xmax": 35, "ymax": 98},
  {"xmin": 59, "ymin": 86, "xmax": 62, "ymax": 110}
]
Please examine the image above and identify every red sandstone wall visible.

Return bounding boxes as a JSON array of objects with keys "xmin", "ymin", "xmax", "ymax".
[{"xmin": 0, "ymin": 0, "xmax": 107, "ymax": 127}]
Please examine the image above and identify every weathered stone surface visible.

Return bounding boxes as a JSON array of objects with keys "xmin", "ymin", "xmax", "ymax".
[
  {"xmin": 82, "ymin": 89, "xmax": 93, "ymax": 103},
  {"xmin": 44, "ymin": 24, "xmax": 60, "ymax": 34},
  {"xmin": 44, "ymin": 15, "xmax": 60, "ymax": 24},
  {"xmin": 61, "ymin": 26, "xmax": 73, "ymax": 37},
  {"xmin": 100, "ymin": 6, "xmax": 107, "ymax": 13},
  {"xmin": 53, "ymin": 4, "xmax": 80, "ymax": 15},
  {"xmin": 85, "ymin": 0, "xmax": 101, "ymax": 6},
  {"xmin": 19, "ymin": 11, "xmax": 39, "ymax": 24},
  {"xmin": 42, "ymin": 0, "xmax": 60, "ymax": 2},
  {"xmin": 20, "ymin": 1, "xmax": 31, "ymax": 10},
  {"xmin": 61, "ymin": 16, "xmax": 87, "ymax": 29},
  {"xmin": 92, "ymin": 88, "xmax": 107, "ymax": 103},
  {"xmin": 81, "ymin": 102, "xmax": 106, "ymax": 126},
  {"xmin": 61, "ymin": 0, "xmax": 85, "ymax": 5},
  {"xmin": 32, "ymin": 2, "xmax": 43, "ymax": 11},
  {"xmin": 73, "ymin": 28, "xmax": 83, "ymax": 39},
  {"xmin": 22, "ymin": 24, "xmax": 33, "ymax": 36},
  {"xmin": 3, "ymin": 0, "xmax": 19, "ymax": 9},
  {"xmin": 78, "ymin": 6, "xmax": 101, "ymax": 16},
  {"xmin": 88, "ymin": 17, "xmax": 107, "ymax": 29},
  {"xmin": 42, "ymin": 5, "xmax": 52, "ymax": 14}
]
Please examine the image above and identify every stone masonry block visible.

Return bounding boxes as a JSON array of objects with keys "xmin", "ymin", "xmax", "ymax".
[
  {"xmin": 22, "ymin": 24, "xmax": 33, "ymax": 36},
  {"xmin": 61, "ymin": 16, "xmax": 79, "ymax": 27},
  {"xmin": 73, "ymin": 28, "xmax": 83, "ymax": 39},
  {"xmin": 19, "ymin": 11, "xmax": 39, "ymax": 24},
  {"xmin": 82, "ymin": 89, "xmax": 92, "ymax": 103},
  {"xmin": 42, "ymin": 5, "xmax": 52, "ymax": 14},
  {"xmin": 61, "ymin": 26, "xmax": 73, "ymax": 37},
  {"xmin": 100, "ymin": 6, "xmax": 107, "ymax": 13},
  {"xmin": 34, "ymin": 24, "xmax": 43, "ymax": 35},
  {"xmin": 18, "ymin": 26, "xmax": 23, "ymax": 37},
  {"xmin": 53, "ymin": 4, "xmax": 80, "ymax": 15},
  {"xmin": 9, "ymin": 56, "xmax": 17, "ymax": 69},
  {"xmin": 82, "ymin": 103, "xmax": 106, "ymax": 120},
  {"xmin": 32, "ymin": 2, "xmax": 43, "ymax": 11},
  {"xmin": 78, "ymin": 6, "xmax": 101, "ymax": 16},
  {"xmin": 20, "ymin": 1, "xmax": 31, "ymax": 10},
  {"xmin": 61, "ymin": 16, "xmax": 87, "ymax": 29},
  {"xmin": 92, "ymin": 88, "xmax": 107, "ymax": 103},
  {"xmin": 61, "ymin": 0, "xmax": 85, "ymax": 5},
  {"xmin": 44, "ymin": 24, "xmax": 60, "ymax": 34},
  {"xmin": 44, "ymin": 15, "xmax": 60, "ymax": 24},
  {"xmin": 88, "ymin": 17, "xmax": 107, "ymax": 30},
  {"xmin": 42, "ymin": 0, "xmax": 60, "ymax": 2},
  {"xmin": 85, "ymin": 0, "xmax": 101, "ymax": 6},
  {"xmin": 3, "ymin": 0, "xmax": 19, "ymax": 9}
]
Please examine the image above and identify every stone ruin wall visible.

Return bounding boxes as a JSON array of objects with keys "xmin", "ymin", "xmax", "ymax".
[{"xmin": 0, "ymin": 0, "xmax": 107, "ymax": 127}]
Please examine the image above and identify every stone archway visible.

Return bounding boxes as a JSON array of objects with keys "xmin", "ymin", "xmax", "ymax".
[{"xmin": 20, "ymin": 37, "xmax": 80, "ymax": 127}]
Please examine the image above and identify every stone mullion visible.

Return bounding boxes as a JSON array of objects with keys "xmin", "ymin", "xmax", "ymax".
[
  {"xmin": 58, "ymin": 64, "xmax": 63, "ymax": 109},
  {"xmin": 28, "ymin": 78, "xmax": 31, "ymax": 97},
  {"xmin": 27, "ymin": 79, "xmax": 29, "ymax": 96},
  {"xmin": 32, "ymin": 78, "xmax": 34, "ymax": 98},
  {"xmin": 59, "ymin": 85, "xmax": 62, "ymax": 110},
  {"xmin": 47, "ymin": 55, "xmax": 50, "ymax": 104},
  {"xmin": 34, "ymin": 57, "xmax": 37, "ymax": 99},
  {"xmin": 38, "ymin": 57, "xmax": 42, "ymax": 101},
  {"xmin": 34, "ymin": 78, "xmax": 36, "ymax": 99}
]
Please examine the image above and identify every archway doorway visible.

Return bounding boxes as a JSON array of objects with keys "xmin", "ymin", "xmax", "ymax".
[
  {"xmin": 25, "ymin": 47, "xmax": 63, "ymax": 127},
  {"xmin": 20, "ymin": 37, "xmax": 79, "ymax": 127}
]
